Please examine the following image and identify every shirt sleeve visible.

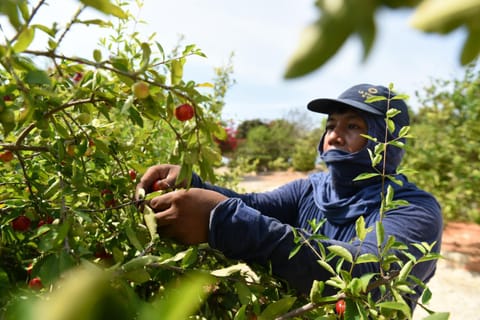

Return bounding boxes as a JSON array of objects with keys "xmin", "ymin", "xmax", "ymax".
[
  {"xmin": 208, "ymin": 198, "xmax": 341, "ymax": 294},
  {"xmin": 208, "ymin": 197, "xmax": 443, "ymax": 300},
  {"xmin": 192, "ymin": 172, "xmax": 309, "ymax": 225}
]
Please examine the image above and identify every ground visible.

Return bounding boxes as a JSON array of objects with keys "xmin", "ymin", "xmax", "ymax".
[{"xmin": 237, "ymin": 170, "xmax": 480, "ymax": 320}]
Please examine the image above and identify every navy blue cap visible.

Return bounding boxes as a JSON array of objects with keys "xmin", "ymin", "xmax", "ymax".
[{"xmin": 307, "ymin": 83, "xmax": 410, "ymax": 127}]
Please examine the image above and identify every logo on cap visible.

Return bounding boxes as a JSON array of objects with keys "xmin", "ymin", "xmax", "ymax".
[{"xmin": 358, "ymin": 87, "xmax": 379, "ymax": 100}]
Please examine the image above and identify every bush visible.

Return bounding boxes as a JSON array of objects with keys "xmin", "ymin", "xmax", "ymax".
[{"xmin": 404, "ymin": 61, "xmax": 480, "ymax": 223}]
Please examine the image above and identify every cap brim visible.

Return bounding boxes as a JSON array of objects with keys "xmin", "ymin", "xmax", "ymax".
[{"xmin": 307, "ymin": 98, "xmax": 383, "ymax": 116}]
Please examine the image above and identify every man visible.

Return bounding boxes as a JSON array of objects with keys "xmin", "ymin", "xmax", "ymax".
[{"xmin": 137, "ymin": 83, "xmax": 442, "ymax": 311}]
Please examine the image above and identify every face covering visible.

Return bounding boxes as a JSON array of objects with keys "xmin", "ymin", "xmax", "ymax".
[{"xmin": 310, "ymin": 111, "xmax": 408, "ymax": 224}]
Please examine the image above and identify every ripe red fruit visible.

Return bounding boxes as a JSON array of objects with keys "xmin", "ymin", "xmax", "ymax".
[
  {"xmin": 335, "ymin": 299, "xmax": 346, "ymax": 316},
  {"xmin": 37, "ymin": 215, "xmax": 54, "ymax": 227},
  {"xmin": 28, "ymin": 277, "xmax": 43, "ymax": 290},
  {"xmin": 174, "ymin": 103, "xmax": 194, "ymax": 121},
  {"xmin": 72, "ymin": 72, "xmax": 83, "ymax": 83},
  {"xmin": 101, "ymin": 189, "xmax": 113, "ymax": 197},
  {"xmin": 0, "ymin": 150, "xmax": 14, "ymax": 162},
  {"xmin": 129, "ymin": 169, "xmax": 137, "ymax": 181},
  {"xmin": 152, "ymin": 180, "xmax": 163, "ymax": 192},
  {"xmin": 11, "ymin": 216, "xmax": 31, "ymax": 231}
]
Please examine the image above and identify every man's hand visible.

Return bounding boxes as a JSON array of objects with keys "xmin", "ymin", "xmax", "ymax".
[
  {"xmin": 148, "ymin": 188, "xmax": 228, "ymax": 245},
  {"xmin": 135, "ymin": 164, "xmax": 185, "ymax": 201}
]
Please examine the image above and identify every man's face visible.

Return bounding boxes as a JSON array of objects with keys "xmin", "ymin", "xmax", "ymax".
[{"xmin": 322, "ymin": 109, "xmax": 368, "ymax": 153}]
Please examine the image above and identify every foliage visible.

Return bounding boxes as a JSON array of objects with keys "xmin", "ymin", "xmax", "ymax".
[
  {"xmin": 404, "ymin": 61, "xmax": 480, "ymax": 223},
  {"xmin": 230, "ymin": 119, "xmax": 299, "ymax": 172},
  {"xmin": 235, "ymin": 118, "xmax": 266, "ymax": 139},
  {"xmin": 291, "ymin": 127, "xmax": 323, "ymax": 172},
  {"xmin": 0, "ymin": 1, "xmax": 297, "ymax": 319},
  {"xmin": 0, "ymin": 1, "xmax": 449, "ymax": 320},
  {"xmin": 284, "ymin": 0, "xmax": 480, "ymax": 78}
]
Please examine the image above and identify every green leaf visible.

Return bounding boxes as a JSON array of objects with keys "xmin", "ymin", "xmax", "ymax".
[
  {"xmin": 461, "ymin": 27, "xmax": 480, "ymax": 65},
  {"xmin": 387, "ymin": 118, "xmax": 396, "ymax": 134},
  {"xmin": 421, "ymin": 287, "xmax": 433, "ymax": 305},
  {"xmin": 377, "ymin": 301, "xmax": 411, "ymax": 318},
  {"xmin": 386, "ymin": 108, "xmax": 401, "ymax": 118},
  {"xmin": 355, "ymin": 253, "xmax": 379, "ymax": 264},
  {"xmin": 284, "ymin": 16, "xmax": 353, "ymax": 78},
  {"xmin": 210, "ymin": 263, "xmax": 259, "ymax": 282},
  {"xmin": 348, "ymin": 278, "xmax": 363, "ymax": 296},
  {"xmin": 93, "ymin": 49, "xmax": 102, "ymax": 62},
  {"xmin": 13, "ymin": 27, "xmax": 34, "ymax": 52},
  {"xmin": 24, "ymin": 69, "xmax": 51, "ymax": 86},
  {"xmin": 143, "ymin": 205, "xmax": 158, "ymax": 241},
  {"xmin": 316, "ymin": 259, "xmax": 336, "ymax": 275},
  {"xmin": 171, "ymin": 58, "xmax": 185, "ymax": 85},
  {"xmin": 181, "ymin": 246, "xmax": 198, "ymax": 268},
  {"xmin": 398, "ymin": 125, "xmax": 410, "ymax": 138},
  {"xmin": 359, "ymin": 273, "xmax": 376, "ymax": 292},
  {"xmin": 328, "ymin": 245, "xmax": 353, "ymax": 263},
  {"xmin": 398, "ymin": 260, "xmax": 414, "ymax": 281},
  {"xmin": 122, "ymin": 269, "xmax": 151, "ymax": 284},
  {"xmin": 258, "ymin": 296, "xmax": 296, "ymax": 320},
  {"xmin": 125, "ymin": 225, "xmax": 144, "ymax": 252},
  {"xmin": 355, "ymin": 215, "xmax": 367, "ymax": 240},
  {"xmin": 235, "ymin": 282, "xmax": 252, "ymax": 305},
  {"xmin": 79, "ymin": 0, "xmax": 127, "ymax": 19},
  {"xmin": 121, "ymin": 255, "xmax": 162, "ymax": 272},
  {"xmin": 376, "ymin": 221, "xmax": 385, "ymax": 248},
  {"xmin": 353, "ymin": 172, "xmax": 380, "ymax": 181},
  {"xmin": 365, "ymin": 95, "xmax": 387, "ymax": 103},
  {"xmin": 410, "ymin": 0, "xmax": 480, "ymax": 33},
  {"xmin": 138, "ymin": 42, "xmax": 151, "ymax": 73},
  {"xmin": 421, "ymin": 312, "xmax": 451, "ymax": 320},
  {"xmin": 139, "ymin": 272, "xmax": 215, "ymax": 320},
  {"xmin": 233, "ymin": 305, "xmax": 247, "ymax": 320},
  {"xmin": 309, "ymin": 280, "xmax": 325, "ymax": 303}
]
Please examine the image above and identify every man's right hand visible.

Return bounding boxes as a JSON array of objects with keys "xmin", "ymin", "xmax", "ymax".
[{"xmin": 135, "ymin": 164, "xmax": 186, "ymax": 201}]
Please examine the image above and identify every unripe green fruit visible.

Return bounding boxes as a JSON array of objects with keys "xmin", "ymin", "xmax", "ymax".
[
  {"xmin": 0, "ymin": 109, "xmax": 15, "ymax": 124},
  {"xmin": 132, "ymin": 81, "xmax": 150, "ymax": 99}
]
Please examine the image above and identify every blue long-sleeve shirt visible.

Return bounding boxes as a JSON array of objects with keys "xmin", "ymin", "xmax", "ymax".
[{"xmin": 191, "ymin": 171, "xmax": 442, "ymax": 308}]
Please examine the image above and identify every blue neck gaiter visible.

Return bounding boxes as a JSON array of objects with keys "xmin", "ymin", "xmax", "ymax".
[{"xmin": 311, "ymin": 112, "xmax": 407, "ymax": 224}]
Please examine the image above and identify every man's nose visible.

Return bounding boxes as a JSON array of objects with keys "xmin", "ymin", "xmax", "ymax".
[{"xmin": 326, "ymin": 128, "xmax": 345, "ymax": 146}]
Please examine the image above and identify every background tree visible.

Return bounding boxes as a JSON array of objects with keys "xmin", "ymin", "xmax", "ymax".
[{"xmin": 404, "ymin": 61, "xmax": 480, "ymax": 223}]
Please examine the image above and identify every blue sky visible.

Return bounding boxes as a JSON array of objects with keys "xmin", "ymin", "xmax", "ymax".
[{"xmin": 1, "ymin": 1, "xmax": 468, "ymax": 123}]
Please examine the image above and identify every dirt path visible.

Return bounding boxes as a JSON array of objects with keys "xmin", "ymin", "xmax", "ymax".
[{"xmin": 238, "ymin": 171, "xmax": 480, "ymax": 320}]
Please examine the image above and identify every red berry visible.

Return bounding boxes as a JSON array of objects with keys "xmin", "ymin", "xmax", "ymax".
[
  {"xmin": 101, "ymin": 189, "xmax": 113, "ymax": 197},
  {"xmin": 174, "ymin": 103, "xmax": 194, "ymax": 121},
  {"xmin": 335, "ymin": 299, "xmax": 346, "ymax": 316},
  {"xmin": 28, "ymin": 277, "xmax": 43, "ymax": 290},
  {"xmin": 104, "ymin": 199, "xmax": 116, "ymax": 208},
  {"xmin": 129, "ymin": 169, "xmax": 137, "ymax": 181},
  {"xmin": 37, "ymin": 216, "xmax": 53, "ymax": 227},
  {"xmin": 152, "ymin": 180, "xmax": 163, "ymax": 191},
  {"xmin": 0, "ymin": 150, "xmax": 14, "ymax": 162},
  {"xmin": 72, "ymin": 72, "xmax": 83, "ymax": 83},
  {"xmin": 3, "ymin": 95, "xmax": 12, "ymax": 102},
  {"xmin": 11, "ymin": 216, "xmax": 31, "ymax": 231}
]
